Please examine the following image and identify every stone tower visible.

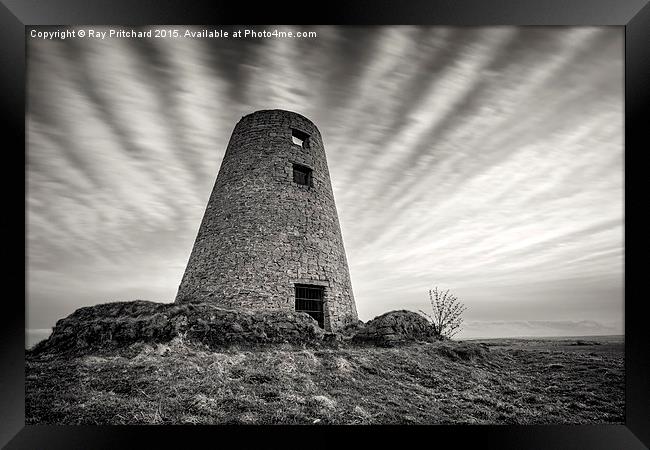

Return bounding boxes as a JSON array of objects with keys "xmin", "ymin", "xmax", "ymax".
[{"xmin": 175, "ymin": 109, "xmax": 358, "ymax": 331}]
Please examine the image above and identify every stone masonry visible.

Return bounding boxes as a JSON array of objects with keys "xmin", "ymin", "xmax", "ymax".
[{"xmin": 175, "ymin": 109, "xmax": 358, "ymax": 331}]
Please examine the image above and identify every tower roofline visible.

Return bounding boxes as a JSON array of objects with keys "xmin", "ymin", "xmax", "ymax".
[{"xmin": 239, "ymin": 109, "xmax": 318, "ymax": 128}]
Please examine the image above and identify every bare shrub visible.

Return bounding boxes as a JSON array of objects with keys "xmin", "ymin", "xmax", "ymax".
[{"xmin": 420, "ymin": 287, "xmax": 467, "ymax": 339}]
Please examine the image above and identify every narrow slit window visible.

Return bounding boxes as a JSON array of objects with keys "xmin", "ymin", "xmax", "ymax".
[
  {"xmin": 291, "ymin": 128, "xmax": 310, "ymax": 149},
  {"xmin": 295, "ymin": 284, "xmax": 324, "ymax": 328},
  {"xmin": 293, "ymin": 163, "xmax": 312, "ymax": 186}
]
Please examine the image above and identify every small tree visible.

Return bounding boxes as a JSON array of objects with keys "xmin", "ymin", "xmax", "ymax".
[{"xmin": 420, "ymin": 287, "xmax": 467, "ymax": 339}]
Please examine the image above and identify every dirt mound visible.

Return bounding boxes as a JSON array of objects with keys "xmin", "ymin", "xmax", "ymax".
[
  {"xmin": 433, "ymin": 342, "xmax": 490, "ymax": 361},
  {"xmin": 30, "ymin": 300, "xmax": 326, "ymax": 356},
  {"xmin": 352, "ymin": 310, "xmax": 441, "ymax": 347}
]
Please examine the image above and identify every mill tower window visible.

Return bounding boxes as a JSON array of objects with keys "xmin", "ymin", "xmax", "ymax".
[
  {"xmin": 293, "ymin": 163, "xmax": 313, "ymax": 186},
  {"xmin": 291, "ymin": 128, "xmax": 310, "ymax": 149}
]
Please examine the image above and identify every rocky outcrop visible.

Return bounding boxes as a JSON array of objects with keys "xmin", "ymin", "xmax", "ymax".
[
  {"xmin": 352, "ymin": 310, "xmax": 441, "ymax": 347},
  {"xmin": 30, "ymin": 300, "xmax": 326, "ymax": 355}
]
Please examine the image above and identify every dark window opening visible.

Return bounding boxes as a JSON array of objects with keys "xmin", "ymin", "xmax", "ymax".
[
  {"xmin": 291, "ymin": 128, "xmax": 310, "ymax": 149},
  {"xmin": 295, "ymin": 284, "xmax": 324, "ymax": 328},
  {"xmin": 293, "ymin": 163, "xmax": 312, "ymax": 186}
]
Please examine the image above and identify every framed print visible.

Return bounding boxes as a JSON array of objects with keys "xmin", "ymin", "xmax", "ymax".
[{"xmin": 1, "ymin": 0, "xmax": 648, "ymax": 448}]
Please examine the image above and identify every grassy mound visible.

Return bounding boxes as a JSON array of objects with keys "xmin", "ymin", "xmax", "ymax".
[
  {"xmin": 30, "ymin": 301, "xmax": 447, "ymax": 357},
  {"xmin": 26, "ymin": 301, "xmax": 624, "ymax": 425},
  {"xmin": 30, "ymin": 300, "xmax": 328, "ymax": 356},
  {"xmin": 352, "ymin": 310, "xmax": 441, "ymax": 347}
]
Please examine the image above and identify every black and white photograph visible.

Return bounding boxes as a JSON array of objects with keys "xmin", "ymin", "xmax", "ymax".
[{"xmin": 25, "ymin": 25, "xmax": 624, "ymax": 425}]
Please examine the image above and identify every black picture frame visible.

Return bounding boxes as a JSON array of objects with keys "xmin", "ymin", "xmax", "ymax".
[{"xmin": 2, "ymin": 0, "xmax": 647, "ymax": 448}]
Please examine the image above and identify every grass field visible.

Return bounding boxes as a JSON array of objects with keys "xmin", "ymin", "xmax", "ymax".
[{"xmin": 25, "ymin": 336, "xmax": 623, "ymax": 425}]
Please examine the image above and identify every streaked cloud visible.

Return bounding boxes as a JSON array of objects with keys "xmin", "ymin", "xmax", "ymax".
[{"xmin": 27, "ymin": 26, "xmax": 623, "ymax": 340}]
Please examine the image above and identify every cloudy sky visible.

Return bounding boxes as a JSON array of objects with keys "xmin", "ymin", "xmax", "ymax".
[{"xmin": 26, "ymin": 26, "xmax": 623, "ymax": 344}]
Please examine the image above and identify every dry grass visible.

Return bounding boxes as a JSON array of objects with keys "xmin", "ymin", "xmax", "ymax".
[{"xmin": 25, "ymin": 337, "xmax": 624, "ymax": 425}]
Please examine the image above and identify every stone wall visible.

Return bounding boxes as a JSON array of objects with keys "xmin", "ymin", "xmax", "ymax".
[{"xmin": 175, "ymin": 110, "xmax": 358, "ymax": 331}]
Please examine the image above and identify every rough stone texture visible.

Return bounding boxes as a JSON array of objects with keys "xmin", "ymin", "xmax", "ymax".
[
  {"xmin": 352, "ymin": 310, "xmax": 441, "ymax": 347},
  {"xmin": 30, "ymin": 300, "xmax": 328, "ymax": 356},
  {"xmin": 175, "ymin": 110, "xmax": 358, "ymax": 331}
]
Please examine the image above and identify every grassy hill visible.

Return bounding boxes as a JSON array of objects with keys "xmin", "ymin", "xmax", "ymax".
[{"xmin": 26, "ymin": 335, "xmax": 624, "ymax": 425}]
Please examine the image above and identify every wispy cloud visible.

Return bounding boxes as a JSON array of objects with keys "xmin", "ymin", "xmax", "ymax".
[{"xmin": 26, "ymin": 26, "xmax": 623, "ymax": 336}]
